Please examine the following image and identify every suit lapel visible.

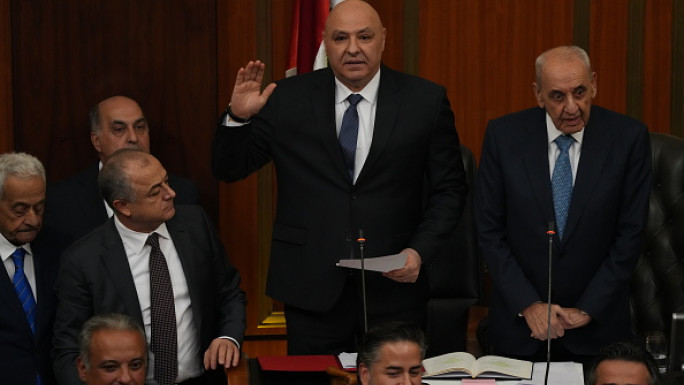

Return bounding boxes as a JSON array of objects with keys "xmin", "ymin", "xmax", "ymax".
[
  {"xmin": 80, "ymin": 164, "xmax": 108, "ymax": 226},
  {"xmin": 0, "ymin": 261, "xmax": 34, "ymax": 337},
  {"xmin": 520, "ymin": 109, "xmax": 556, "ymax": 225},
  {"xmin": 100, "ymin": 220, "xmax": 145, "ymax": 325},
  {"xmin": 357, "ymin": 65, "xmax": 402, "ymax": 185},
  {"xmin": 563, "ymin": 107, "xmax": 612, "ymax": 240},
  {"xmin": 312, "ymin": 69, "xmax": 351, "ymax": 182},
  {"xmin": 165, "ymin": 215, "xmax": 204, "ymax": 337}
]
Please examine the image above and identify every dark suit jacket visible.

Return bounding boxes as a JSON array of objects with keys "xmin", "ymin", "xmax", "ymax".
[
  {"xmin": 213, "ymin": 65, "xmax": 468, "ymax": 314},
  {"xmin": 474, "ymin": 106, "xmax": 652, "ymax": 356},
  {"xmin": 0, "ymin": 241, "xmax": 58, "ymax": 385},
  {"xmin": 52, "ymin": 205, "xmax": 246, "ymax": 385},
  {"xmin": 42, "ymin": 162, "xmax": 199, "ymax": 258}
]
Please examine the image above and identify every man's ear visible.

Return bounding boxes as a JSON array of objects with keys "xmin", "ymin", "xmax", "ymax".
[
  {"xmin": 532, "ymin": 82, "xmax": 544, "ymax": 108},
  {"xmin": 76, "ymin": 357, "xmax": 88, "ymax": 382},
  {"xmin": 359, "ymin": 363, "xmax": 371, "ymax": 385},
  {"xmin": 113, "ymin": 199, "xmax": 131, "ymax": 218}
]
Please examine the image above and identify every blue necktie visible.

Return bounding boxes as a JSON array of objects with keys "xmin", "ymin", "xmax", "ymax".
[
  {"xmin": 339, "ymin": 94, "xmax": 363, "ymax": 180},
  {"xmin": 552, "ymin": 135, "xmax": 575, "ymax": 239},
  {"xmin": 12, "ymin": 248, "xmax": 36, "ymax": 334}
]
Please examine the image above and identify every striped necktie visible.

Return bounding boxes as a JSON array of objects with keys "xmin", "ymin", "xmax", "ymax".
[{"xmin": 12, "ymin": 247, "xmax": 36, "ymax": 334}]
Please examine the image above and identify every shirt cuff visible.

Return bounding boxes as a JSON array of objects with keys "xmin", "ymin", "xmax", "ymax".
[{"xmin": 218, "ymin": 336, "xmax": 241, "ymax": 349}]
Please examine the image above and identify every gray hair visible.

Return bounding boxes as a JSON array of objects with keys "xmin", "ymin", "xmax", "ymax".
[
  {"xmin": 78, "ymin": 313, "xmax": 147, "ymax": 370},
  {"xmin": 89, "ymin": 102, "xmax": 102, "ymax": 134},
  {"xmin": 357, "ymin": 322, "xmax": 427, "ymax": 370},
  {"xmin": 535, "ymin": 45, "xmax": 592, "ymax": 88},
  {"xmin": 0, "ymin": 152, "xmax": 46, "ymax": 199},
  {"xmin": 98, "ymin": 148, "xmax": 150, "ymax": 209}
]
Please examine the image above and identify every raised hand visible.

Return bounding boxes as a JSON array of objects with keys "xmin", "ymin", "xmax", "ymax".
[{"xmin": 229, "ymin": 60, "xmax": 277, "ymax": 119}]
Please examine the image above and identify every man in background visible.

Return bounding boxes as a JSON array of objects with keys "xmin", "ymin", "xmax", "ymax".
[
  {"xmin": 356, "ymin": 322, "xmax": 426, "ymax": 385},
  {"xmin": 0, "ymin": 152, "xmax": 58, "ymax": 385},
  {"xmin": 53, "ymin": 149, "xmax": 245, "ymax": 385},
  {"xmin": 475, "ymin": 45, "xmax": 651, "ymax": 363},
  {"xmin": 76, "ymin": 313, "xmax": 147, "ymax": 385},
  {"xmin": 587, "ymin": 341, "xmax": 660, "ymax": 385},
  {"xmin": 42, "ymin": 95, "xmax": 198, "ymax": 257}
]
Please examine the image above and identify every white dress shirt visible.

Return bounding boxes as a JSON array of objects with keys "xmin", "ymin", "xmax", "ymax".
[
  {"xmin": 114, "ymin": 217, "xmax": 200, "ymax": 383},
  {"xmin": 546, "ymin": 113, "xmax": 585, "ymax": 184},
  {"xmin": 1, "ymin": 234, "xmax": 37, "ymax": 299},
  {"xmin": 334, "ymin": 69, "xmax": 381, "ymax": 184}
]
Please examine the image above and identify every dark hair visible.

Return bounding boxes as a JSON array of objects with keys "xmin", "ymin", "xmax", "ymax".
[
  {"xmin": 79, "ymin": 313, "xmax": 147, "ymax": 370},
  {"xmin": 98, "ymin": 148, "xmax": 150, "ymax": 209},
  {"xmin": 356, "ymin": 322, "xmax": 427, "ymax": 369},
  {"xmin": 587, "ymin": 341, "xmax": 661, "ymax": 385}
]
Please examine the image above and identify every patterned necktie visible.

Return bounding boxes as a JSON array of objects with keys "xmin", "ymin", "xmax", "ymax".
[
  {"xmin": 146, "ymin": 233, "xmax": 178, "ymax": 385},
  {"xmin": 552, "ymin": 135, "xmax": 575, "ymax": 239},
  {"xmin": 339, "ymin": 94, "xmax": 363, "ymax": 180},
  {"xmin": 12, "ymin": 248, "xmax": 37, "ymax": 335}
]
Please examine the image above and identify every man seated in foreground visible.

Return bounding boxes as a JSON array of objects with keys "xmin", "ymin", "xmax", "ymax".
[
  {"xmin": 587, "ymin": 341, "xmax": 661, "ymax": 385},
  {"xmin": 356, "ymin": 322, "xmax": 426, "ymax": 385},
  {"xmin": 77, "ymin": 313, "xmax": 147, "ymax": 385}
]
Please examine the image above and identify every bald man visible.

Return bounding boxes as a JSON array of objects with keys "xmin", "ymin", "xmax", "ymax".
[
  {"xmin": 213, "ymin": 0, "xmax": 467, "ymax": 354},
  {"xmin": 42, "ymin": 96, "xmax": 198, "ymax": 259}
]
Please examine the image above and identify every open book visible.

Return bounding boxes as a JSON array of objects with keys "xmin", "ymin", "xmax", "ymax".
[{"xmin": 422, "ymin": 352, "xmax": 533, "ymax": 380}]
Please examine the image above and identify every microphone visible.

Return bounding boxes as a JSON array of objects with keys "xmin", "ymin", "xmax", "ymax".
[
  {"xmin": 544, "ymin": 221, "xmax": 555, "ymax": 385},
  {"xmin": 357, "ymin": 230, "xmax": 368, "ymax": 332}
]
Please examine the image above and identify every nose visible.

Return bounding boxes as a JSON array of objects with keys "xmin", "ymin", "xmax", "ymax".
[
  {"xmin": 125, "ymin": 126, "xmax": 139, "ymax": 144},
  {"xmin": 347, "ymin": 36, "xmax": 360, "ymax": 54},
  {"xmin": 564, "ymin": 96, "xmax": 579, "ymax": 114},
  {"xmin": 117, "ymin": 367, "xmax": 132, "ymax": 384},
  {"xmin": 163, "ymin": 183, "xmax": 177, "ymax": 200},
  {"xmin": 23, "ymin": 208, "xmax": 40, "ymax": 227},
  {"xmin": 399, "ymin": 373, "xmax": 412, "ymax": 385}
]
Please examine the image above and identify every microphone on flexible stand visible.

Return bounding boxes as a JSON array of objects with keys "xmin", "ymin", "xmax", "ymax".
[
  {"xmin": 357, "ymin": 229, "xmax": 368, "ymax": 332},
  {"xmin": 544, "ymin": 221, "xmax": 555, "ymax": 385}
]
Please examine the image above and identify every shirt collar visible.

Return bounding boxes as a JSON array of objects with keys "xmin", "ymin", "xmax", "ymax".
[
  {"xmin": 114, "ymin": 215, "xmax": 171, "ymax": 255},
  {"xmin": 545, "ymin": 112, "xmax": 584, "ymax": 145},
  {"xmin": 0, "ymin": 233, "xmax": 32, "ymax": 263},
  {"xmin": 334, "ymin": 68, "xmax": 381, "ymax": 106}
]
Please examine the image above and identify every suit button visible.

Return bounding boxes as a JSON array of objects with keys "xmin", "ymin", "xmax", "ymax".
[
  {"xmin": 345, "ymin": 236, "xmax": 352, "ymax": 242},
  {"xmin": 351, "ymin": 193, "xmax": 358, "ymax": 199}
]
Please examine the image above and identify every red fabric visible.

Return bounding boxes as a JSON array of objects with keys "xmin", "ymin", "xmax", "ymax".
[
  {"xmin": 287, "ymin": 0, "xmax": 329, "ymax": 75},
  {"xmin": 257, "ymin": 355, "xmax": 340, "ymax": 372}
]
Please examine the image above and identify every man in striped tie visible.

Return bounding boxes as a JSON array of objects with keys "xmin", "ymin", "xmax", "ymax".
[{"xmin": 0, "ymin": 152, "xmax": 58, "ymax": 385}]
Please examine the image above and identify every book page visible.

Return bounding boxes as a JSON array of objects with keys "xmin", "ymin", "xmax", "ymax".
[
  {"xmin": 423, "ymin": 352, "xmax": 476, "ymax": 376},
  {"xmin": 474, "ymin": 355, "xmax": 533, "ymax": 379}
]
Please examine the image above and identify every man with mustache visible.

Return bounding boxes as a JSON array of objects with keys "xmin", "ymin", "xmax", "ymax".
[
  {"xmin": 474, "ymin": 46, "xmax": 652, "ymax": 363},
  {"xmin": 0, "ymin": 152, "xmax": 58, "ymax": 385},
  {"xmin": 213, "ymin": 0, "xmax": 467, "ymax": 354}
]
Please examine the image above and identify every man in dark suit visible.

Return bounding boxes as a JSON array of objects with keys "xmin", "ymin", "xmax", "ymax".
[
  {"xmin": 474, "ymin": 46, "xmax": 652, "ymax": 363},
  {"xmin": 42, "ymin": 95, "xmax": 198, "ymax": 258},
  {"xmin": 0, "ymin": 152, "xmax": 57, "ymax": 385},
  {"xmin": 213, "ymin": 0, "xmax": 467, "ymax": 354},
  {"xmin": 53, "ymin": 149, "xmax": 245, "ymax": 385}
]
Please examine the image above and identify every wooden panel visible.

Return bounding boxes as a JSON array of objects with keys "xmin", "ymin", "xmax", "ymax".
[
  {"xmin": 418, "ymin": 0, "xmax": 574, "ymax": 159},
  {"xmin": 367, "ymin": 0, "xmax": 404, "ymax": 71},
  {"xmin": 642, "ymin": 0, "xmax": 673, "ymax": 133},
  {"xmin": 10, "ymin": 0, "xmax": 218, "ymax": 216},
  {"xmin": 0, "ymin": 0, "xmax": 12, "ymax": 153},
  {"xmin": 589, "ymin": 0, "xmax": 629, "ymax": 114}
]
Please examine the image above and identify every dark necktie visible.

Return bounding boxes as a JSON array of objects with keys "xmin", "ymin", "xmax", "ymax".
[
  {"xmin": 338, "ymin": 94, "xmax": 363, "ymax": 180},
  {"xmin": 552, "ymin": 135, "xmax": 575, "ymax": 239},
  {"xmin": 146, "ymin": 233, "xmax": 178, "ymax": 385},
  {"xmin": 12, "ymin": 248, "xmax": 37, "ymax": 335}
]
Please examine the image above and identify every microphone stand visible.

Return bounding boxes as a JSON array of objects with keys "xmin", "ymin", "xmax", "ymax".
[
  {"xmin": 544, "ymin": 221, "xmax": 555, "ymax": 385},
  {"xmin": 357, "ymin": 230, "xmax": 368, "ymax": 332}
]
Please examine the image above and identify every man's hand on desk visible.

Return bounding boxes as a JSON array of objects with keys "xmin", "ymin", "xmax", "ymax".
[
  {"xmin": 204, "ymin": 338, "xmax": 241, "ymax": 370},
  {"xmin": 557, "ymin": 307, "xmax": 591, "ymax": 329},
  {"xmin": 383, "ymin": 248, "xmax": 421, "ymax": 283},
  {"xmin": 522, "ymin": 302, "xmax": 565, "ymax": 340}
]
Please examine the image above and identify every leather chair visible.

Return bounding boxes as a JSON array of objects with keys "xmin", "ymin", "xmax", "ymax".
[
  {"xmin": 630, "ymin": 132, "xmax": 684, "ymax": 338},
  {"xmin": 425, "ymin": 145, "xmax": 482, "ymax": 357}
]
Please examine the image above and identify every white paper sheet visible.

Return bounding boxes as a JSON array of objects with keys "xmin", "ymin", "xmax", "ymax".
[{"xmin": 336, "ymin": 252, "xmax": 408, "ymax": 273}]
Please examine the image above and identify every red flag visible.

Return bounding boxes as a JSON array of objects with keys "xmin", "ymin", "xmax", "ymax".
[{"xmin": 286, "ymin": 0, "xmax": 329, "ymax": 77}]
